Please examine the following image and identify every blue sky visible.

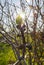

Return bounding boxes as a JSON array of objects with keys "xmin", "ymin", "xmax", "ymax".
[
  {"xmin": 0, "ymin": 0, "xmax": 20, "ymax": 6},
  {"xmin": 0, "ymin": 0, "xmax": 44, "ymax": 32}
]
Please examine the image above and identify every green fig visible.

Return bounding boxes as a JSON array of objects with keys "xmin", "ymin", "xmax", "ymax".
[{"xmin": 16, "ymin": 15, "xmax": 23, "ymax": 25}]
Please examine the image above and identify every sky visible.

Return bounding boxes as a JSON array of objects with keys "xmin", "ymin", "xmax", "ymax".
[{"xmin": 0, "ymin": 0, "xmax": 44, "ymax": 32}]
